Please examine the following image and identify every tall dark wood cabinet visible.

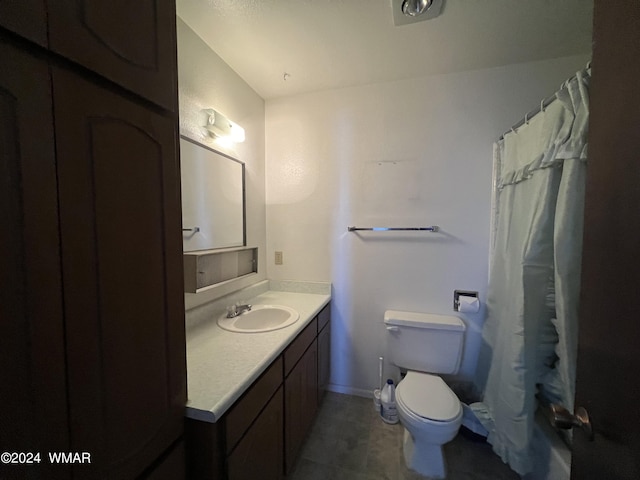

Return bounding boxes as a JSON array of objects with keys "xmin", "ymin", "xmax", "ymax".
[
  {"xmin": 1, "ymin": 2, "xmax": 185, "ymax": 479},
  {"xmin": 53, "ymin": 67, "xmax": 185, "ymax": 479},
  {"xmin": 0, "ymin": 0, "xmax": 47, "ymax": 46},
  {"xmin": 0, "ymin": 40, "xmax": 70, "ymax": 480},
  {"xmin": 47, "ymin": 0, "xmax": 178, "ymax": 111}
]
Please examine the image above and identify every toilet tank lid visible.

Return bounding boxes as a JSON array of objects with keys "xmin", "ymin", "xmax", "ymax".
[{"xmin": 384, "ymin": 310, "xmax": 465, "ymax": 331}]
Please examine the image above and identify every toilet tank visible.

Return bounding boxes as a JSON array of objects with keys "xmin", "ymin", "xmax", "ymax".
[{"xmin": 384, "ymin": 310, "xmax": 466, "ymax": 375}]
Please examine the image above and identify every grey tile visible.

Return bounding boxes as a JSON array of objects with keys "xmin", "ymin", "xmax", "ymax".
[
  {"xmin": 318, "ymin": 398, "xmax": 373, "ymax": 426},
  {"xmin": 333, "ymin": 466, "xmax": 386, "ymax": 480},
  {"xmin": 324, "ymin": 391, "xmax": 352, "ymax": 405},
  {"xmin": 300, "ymin": 430, "xmax": 369, "ymax": 470},
  {"xmin": 309, "ymin": 415, "xmax": 370, "ymax": 441},
  {"xmin": 444, "ymin": 435, "xmax": 519, "ymax": 480},
  {"xmin": 292, "ymin": 393, "xmax": 519, "ymax": 480},
  {"xmin": 289, "ymin": 458, "xmax": 335, "ymax": 480},
  {"xmin": 364, "ymin": 441, "xmax": 400, "ymax": 480},
  {"xmin": 397, "ymin": 463, "xmax": 430, "ymax": 480}
]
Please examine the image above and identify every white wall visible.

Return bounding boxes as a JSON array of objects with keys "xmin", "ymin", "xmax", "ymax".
[
  {"xmin": 175, "ymin": 21, "xmax": 588, "ymax": 392},
  {"xmin": 177, "ymin": 19, "xmax": 267, "ymax": 310},
  {"xmin": 264, "ymin": 55, "xmax": 590, "ymax": 395}
]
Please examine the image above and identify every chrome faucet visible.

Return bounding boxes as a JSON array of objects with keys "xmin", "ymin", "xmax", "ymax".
[{"xmin": 226, "ymin": 303, "xmax": 252, "ymax": 318}]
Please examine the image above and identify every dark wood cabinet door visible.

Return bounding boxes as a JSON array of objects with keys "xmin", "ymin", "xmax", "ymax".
[
  {"xmin": 47, "ymin": 0, "xmax": 177, "ymax": 111},
  {"xmin": 304, "ymin": 339, "xmax": 319, "ymax": 426},
  {"xmin": 317, "ymin": 322, "xmax": 331, "ymax": 404},
  {"xmin": 0, "ymin": 0, "xmax": 47, "ymax": 46},
  {"xmin": 0, "ymin": 40, "xmax": 69, "ymax": 480},
  {"xmin": 52, "ymin": 66, "xmax": 185, "ymax": 479},
  {"xmin": 284, "ymin": 340, "xmax": 318, "ymax": 474},
  {"xmin": 228, "ymin": 387, "xmax": 284, "ymax": 480}
]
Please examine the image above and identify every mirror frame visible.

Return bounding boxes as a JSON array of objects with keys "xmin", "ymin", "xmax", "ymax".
[{"xmin": 180, "ymin": 135, "xmax": 246, "ymax": 252}]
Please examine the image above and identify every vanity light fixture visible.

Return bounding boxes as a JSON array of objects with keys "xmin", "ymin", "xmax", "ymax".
[
  {"xmin": 202, "ymin": 108, "xmax": 245, "ymax": 143},
  {"xmin": 229, "ymin": 119, "xmax": 246, "ymax": 143}
]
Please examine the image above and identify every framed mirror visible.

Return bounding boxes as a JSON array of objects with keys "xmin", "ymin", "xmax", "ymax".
[{"xmin": 180, "ymin": 136, "xmax": 245, "ymax": 251}]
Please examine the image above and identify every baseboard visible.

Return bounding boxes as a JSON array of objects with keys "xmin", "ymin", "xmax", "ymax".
[{"xmin": 327, "ymin": 383, "xmax": 373, "ymax": 399}]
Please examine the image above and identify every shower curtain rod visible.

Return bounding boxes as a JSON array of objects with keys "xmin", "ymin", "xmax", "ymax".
[
  {"xmin": 499, "ymin": 94, "xmax": 557, "ymax": 140},
  {"xmin": 499, "ymin": 63, "xmax": 591, "ymax": 141}
]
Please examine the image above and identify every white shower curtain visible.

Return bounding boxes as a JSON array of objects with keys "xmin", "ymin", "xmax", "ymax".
[{"xmin": 474, "ymin": 69, "xmax": 590, "ymax": 475}]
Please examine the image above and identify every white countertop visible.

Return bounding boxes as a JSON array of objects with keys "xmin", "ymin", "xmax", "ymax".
[{"xmin": 185, "ymin": 283, "xmax": 331, "ymax": 423}]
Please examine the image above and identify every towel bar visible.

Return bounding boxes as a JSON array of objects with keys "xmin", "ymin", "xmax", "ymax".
[{"xmin": 347, "ymin": 226, "xmax": 439, "ymax": 232}]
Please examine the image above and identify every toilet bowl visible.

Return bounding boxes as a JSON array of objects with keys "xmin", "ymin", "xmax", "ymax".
[
  {"xmin": 395, "ymin": 371, "xmax": 463, "ymax": 478},
  {"xmin": 383, "ymin": 310, "xmax": 466, "ymax": 479}
]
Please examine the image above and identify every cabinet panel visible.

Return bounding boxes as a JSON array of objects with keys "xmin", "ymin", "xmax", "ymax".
[
  {"xmin": 228, "ymin": 387, "xmax": 284, "ymax": 480},
  {"xmin": 317, "ymin": 304, "xmax": 330, "ymax": 332},
  {"xmin": 185, "ymin": 418, "xmax": 225, "ymax": 480},
  {"xmin": 144, "ymin": 441, "xmax": 185, "ymax": 480},
  {"xmin": 52, "ymin": 67, "xmax": 185, "ymax": 479},
  {"xmin": 0, "ymin": 0, "xmax": 47, "ymax": 46},
  {"xmin": 0, "ymin": 41, "xmax": 69, "ymax": 480},
  {"xmin": 48, "ymin": 0, "xmax": 177, "ymax": 111},
  {"xmin": 284, "ymin": 340, "xmax": 318, "ymax": 474},
  {"xmin": 317, "ymin": 322, "xmax": 331, "ymax": 404},
  {"xmin": 226, "ymin": 357, "xmax": 283, "ymax": 453}
]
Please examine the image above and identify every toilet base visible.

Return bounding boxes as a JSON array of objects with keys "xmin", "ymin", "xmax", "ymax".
[{"xmin": 403, "ymin": 428, "xmax": 447, "ymax": 479}]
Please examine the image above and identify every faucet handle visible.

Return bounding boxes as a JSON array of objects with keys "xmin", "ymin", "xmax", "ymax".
[{"xmin": 226, "ymin": 305, "xmax": 237, "ymax": 317}]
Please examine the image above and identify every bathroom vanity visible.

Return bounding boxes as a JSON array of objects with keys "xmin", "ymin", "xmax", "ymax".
[{"xmin": 184, "ymin": 283, "xmax": 331, "ymax": 479}]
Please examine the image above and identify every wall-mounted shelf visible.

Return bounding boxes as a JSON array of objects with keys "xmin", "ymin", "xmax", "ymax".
[{"xmin": 183, "ymin": 246, "xmax": 258, "ymax": 293}]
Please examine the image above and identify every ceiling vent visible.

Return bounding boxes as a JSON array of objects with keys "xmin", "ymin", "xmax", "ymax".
[{"xmin": 391, "ymin": 0, "xmax": 444, "ymax": 26}]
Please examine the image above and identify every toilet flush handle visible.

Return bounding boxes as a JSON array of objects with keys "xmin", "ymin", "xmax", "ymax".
[{"xmin": 386, "ymin": 326, "xmax": 399, "ymax": 332}]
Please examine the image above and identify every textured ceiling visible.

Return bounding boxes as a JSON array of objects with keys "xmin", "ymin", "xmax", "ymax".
[{"xmin": 176, "ymin": 0, "xmax": 593, "ymax": 100}]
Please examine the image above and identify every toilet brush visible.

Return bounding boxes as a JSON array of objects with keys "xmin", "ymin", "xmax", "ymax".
[{"xmin": 373, "ymin": 356, "xmax": 383, "ymax": 412}]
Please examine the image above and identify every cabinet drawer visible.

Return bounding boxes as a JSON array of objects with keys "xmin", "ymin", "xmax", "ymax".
[
  {"xmin": 225, "ymin": 357, "xmax": 283, "ymax": 454},
  {"xmin": 284, "ymin": 318, "xmax": 317, "ymax": 376},
  {"xmin": 317, "ymin": 304, "xmax": 330, "ymax": 332}
]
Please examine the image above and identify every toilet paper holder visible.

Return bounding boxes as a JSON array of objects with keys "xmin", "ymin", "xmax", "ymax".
[{"xmin": 453, "ymin": 290, "xmax": 479, "ymax": 312}]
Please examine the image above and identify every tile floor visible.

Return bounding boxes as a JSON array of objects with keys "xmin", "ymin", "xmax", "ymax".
[{"xmin": 289, "ymin": 392, "xmax": 520, "ymax": 480}]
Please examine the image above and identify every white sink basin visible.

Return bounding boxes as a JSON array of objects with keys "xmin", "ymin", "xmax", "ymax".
[{"xmin": 217, "ymin": 305, "xmax": 299, "ymax": 333}]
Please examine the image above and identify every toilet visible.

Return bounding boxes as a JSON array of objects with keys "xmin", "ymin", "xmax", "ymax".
[{"xmin": 384, "ymin": 310, "xmax": 466, "ymax": 479}]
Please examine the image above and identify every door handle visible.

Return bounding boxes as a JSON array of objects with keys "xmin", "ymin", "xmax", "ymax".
[{"xmin": 548, "ymin": 403, "xmax": 594, "ymax": 441}]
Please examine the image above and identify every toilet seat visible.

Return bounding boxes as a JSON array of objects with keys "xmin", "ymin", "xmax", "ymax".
[{"xmin": 396, "ymin": 371, "xmax": 461, "ymax": 422}]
